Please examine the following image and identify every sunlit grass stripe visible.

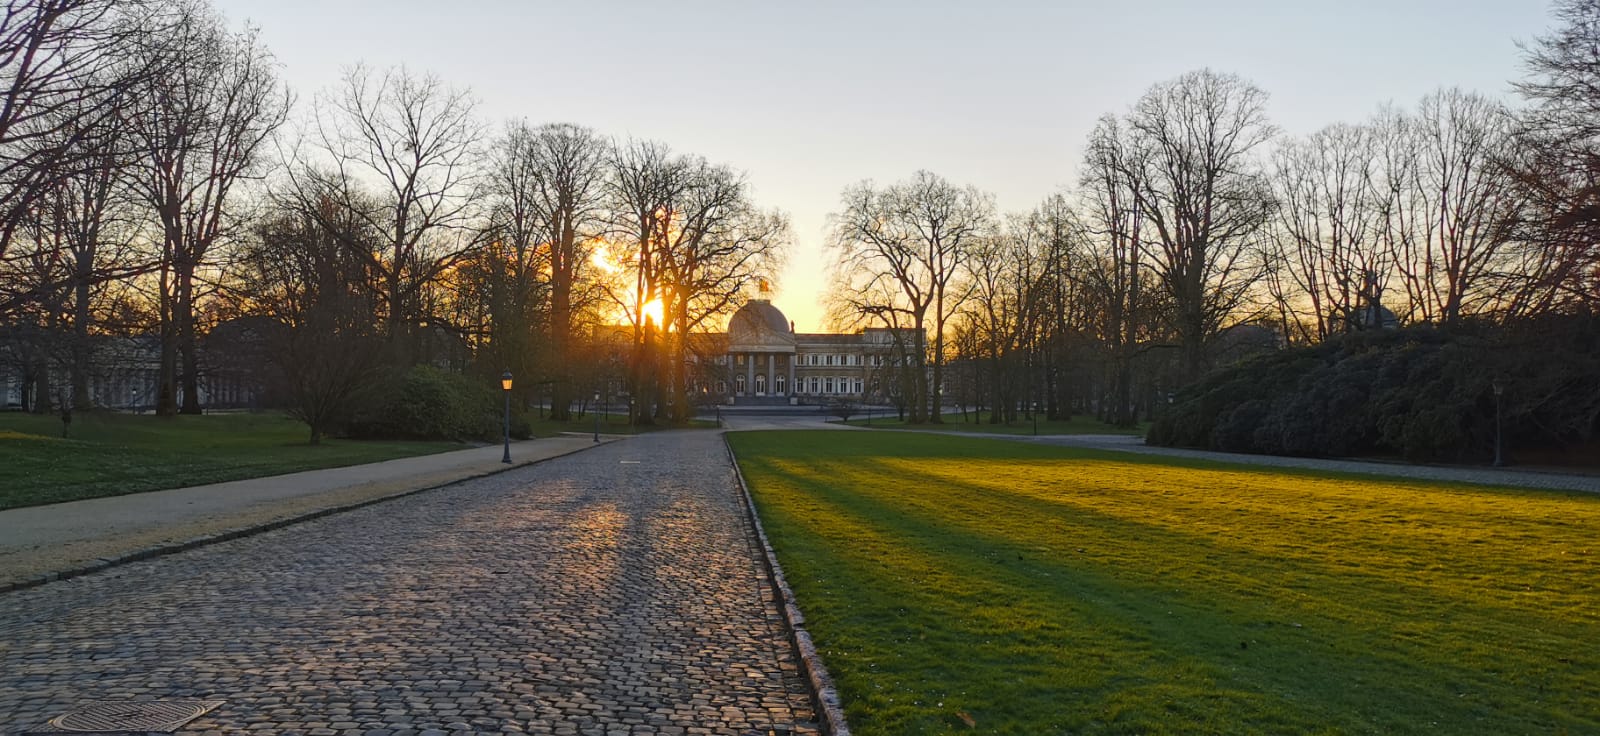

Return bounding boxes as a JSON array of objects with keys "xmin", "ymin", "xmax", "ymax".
[{"xmin": 729, "ymin": 430, "xmax": 1600, "ymax": 735}]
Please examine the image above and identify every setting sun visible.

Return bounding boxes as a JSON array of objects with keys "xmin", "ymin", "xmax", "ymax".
[{"xmin": 639, "ymin": 298, "xmax": 664, "ymax": 327}]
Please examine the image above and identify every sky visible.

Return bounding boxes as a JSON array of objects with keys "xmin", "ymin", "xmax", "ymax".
[{"xmin": 213, "ymin": 0, "xmax": 1557, "ymax": 332}]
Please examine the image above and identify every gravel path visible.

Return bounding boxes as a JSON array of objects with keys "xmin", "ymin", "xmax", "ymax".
[{"xmin": 0, "ymin": 431, "xmax": 814, "ymax": 735}]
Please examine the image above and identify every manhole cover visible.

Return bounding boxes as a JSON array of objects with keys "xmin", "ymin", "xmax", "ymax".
[{"xmin": 42, "ymin": 700, "xmax": 223, "ymax": 733}]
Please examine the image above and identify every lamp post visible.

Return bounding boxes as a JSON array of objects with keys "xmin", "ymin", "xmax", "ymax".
[
  {"xmin": 500, "ymin": 370, "xmax": 513, "ymax": 464},
  {"xmin": 1492, "ymin": 379, "xmax": 1505, "ymax": 467},
  {"xmin": 1032, "ymin": 401, "xmax": 1039, "ymax": 436},
  {"xmin": 593, "ymin": 390, "xmax": 601, "ymax": 443}
]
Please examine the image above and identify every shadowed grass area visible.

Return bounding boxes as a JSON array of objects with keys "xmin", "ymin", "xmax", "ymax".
[
  {"xmin": 843, "ymin": 411, "xmax": 1147, "ymax": 436},
  {"xmin": 727, "ymin": 430, "xmax": 1600, "ymax": 735},
  {"xmin": 0, "ymin": 412, "xmax": 460, "ymax": 510}
]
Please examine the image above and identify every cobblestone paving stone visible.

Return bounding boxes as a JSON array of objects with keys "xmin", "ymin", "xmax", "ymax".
[{"xmin": 0, "ymin": 431, "xmax": 815, "ymax": 735}]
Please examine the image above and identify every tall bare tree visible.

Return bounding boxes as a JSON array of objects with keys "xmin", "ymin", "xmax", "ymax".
[
  {"xmin": 291, "ymin": 65, "xmax": 484, "ymax": 355},
  {"xmin": 129, "ymin": 1, "xmax": 287, "ymax": 415},
  {"xmin": 1119, "ymin": 69, "xmax": 1276, "ymax": 380},
  {"xmin": 1511, "ymin": 0, "xmax": 1600, "ymax": 312},
  {"xmin": 606, "ymin": 138, "xmax": 686, "ymax": 423},
  {"xmin": 1391, "ymin": 90, "xmax": 1524, "ymax": 325},
  {"xmin": 829, "ymin": 171, "xmax": 992, "ymax": 423},
  {"xmin": 656, "ymin": 158, "xmax": 787, "ymax": 421},
  {"xmin": 488, "ymin": 121, "xmax": 608, "ymax": 420},
  {"xmin": 1268, "ymin": 122, "xmax": 1387, "ymax": 341},
  {"xmin": 1079, "ymin": 116, "xmax": 1158, "ymax": 425},
  {"xmin": 0, "ymin": 0, "xmax": 167, "ymax": 265}
]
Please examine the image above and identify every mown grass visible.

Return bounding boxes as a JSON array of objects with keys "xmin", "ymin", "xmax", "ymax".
[
  {"xmin": 0, "ymin": 411, "xmax": 459, "ymax": 510},
  {"xmin": 727, "ymin": 430, "xmax": 1599, "ymax": 735},
  {"xmin": 844, "ymin": 411, "xmax": 1147, "ymax": 436}
]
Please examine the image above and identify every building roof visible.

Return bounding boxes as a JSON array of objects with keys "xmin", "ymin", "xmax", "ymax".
[{"xmin": 727, "ymin": 299, "xmax": 795, "ymax": 353}]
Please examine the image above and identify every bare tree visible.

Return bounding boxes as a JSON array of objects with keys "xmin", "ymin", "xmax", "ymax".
[
  {"xmin": 1383, "ymin": 89, "xmax": 1523, "ymax": 325},
  {"xmin": 1267, "ymin": 122, "xmax": 1387, "ymax": 341},
  {"xmin": 606, "ymin": 138, "xmax": 684, "ymax": 423},
  {"xmin": 488, "ymin": 121, "xmax": 608, "ymax": 420},
  {"xmin": 1509, "ymin": 0, "xmax": 1600, "ymax": 313},
  {"xmin": 1119, "ymin": 69, "xmax": 1276, "ymax": 380},
  {"xmin": 0, "ymin": 0, "xmax": 168, "ymax": 264},
  {"xmin": 656, "ymin": 158, "xmax": 787, "ymax": 421},
  {"xmin": 290, "ymin": 64, "xmax": 484, "ymax": 355},
  {"xmin": 128, "ymin": 1, "xmax": 287, "ymax": 414},
  {"xmin": 1078, "ymin": 115, "xmax": 1160, "ymax": 425},
  {"xmin": 829, "ymin": 171, "xmax": 992, "ymax": 423}
]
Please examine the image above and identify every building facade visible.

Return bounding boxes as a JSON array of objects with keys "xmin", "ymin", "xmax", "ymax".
[{"xmin": 698, "ymin": 299, "xmax": 912, "ymax": 406}]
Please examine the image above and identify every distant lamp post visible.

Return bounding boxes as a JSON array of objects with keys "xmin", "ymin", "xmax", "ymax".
[
  {"xmin": 1492, "ymin": 379, "xmax": 1505, "ymax": 467},
  {"xmin": 1032, "ymin": 401, "xmax": 1039, "ymax": 436},
  {"xmin": 593, "ymin": 390, "xmax": 601, "ymax": 443},
  {"xmin": 501, "ymin": 370, "xmax": 513, "ymax": 464}
]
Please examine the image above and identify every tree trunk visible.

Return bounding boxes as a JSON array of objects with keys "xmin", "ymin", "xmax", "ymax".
[
  {"xmin": 548, "ymin": 289, "xmax": 572, "ymax": 421},
  {"xmin": 71, "ymin": 278, "xmax": 92, "ymax": 410},
  {"xmin": 177, "ymin": 269, "xmax": 203, "ymax": 414}
]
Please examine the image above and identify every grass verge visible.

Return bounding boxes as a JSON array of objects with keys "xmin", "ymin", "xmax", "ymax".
[
  {"xmin": 0, "ymin": 411, "xmax": 459, "ymax": 510},
  {"xmin": 727, "ymin": 430, "xmax": 1599, "ymax": 735}
]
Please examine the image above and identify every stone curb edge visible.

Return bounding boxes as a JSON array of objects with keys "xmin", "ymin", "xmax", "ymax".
[
  {"xmin": 723, "ymin": 434, "xmax": 851, "ymax": 736},
  {"xmin": 0, "ymin": 441, "xmax": 611, "ymax": 596}
]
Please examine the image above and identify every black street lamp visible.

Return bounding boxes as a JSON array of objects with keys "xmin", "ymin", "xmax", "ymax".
[
  {"xmin": 593, "ymin": 390, "xmax": 601, "ymax": 443},
  {"xmin": 500, "ymin": 370, "xmax": 513, "ymax": 464},
  {"xmin": 1493, "ymin": 379, "xmax": 1505, "ymax": 467},
  {"xmin": 1032, "ymin": 401, "xmax": 1039, "ymax": 436}
]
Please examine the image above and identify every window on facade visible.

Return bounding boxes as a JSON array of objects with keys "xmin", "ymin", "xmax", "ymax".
[
  {"xmin": 717, "ymin": 381, "xmax": 727, "ymax": 394},
  {"xmin": 755, "ymin": 374, "xmax": 767, "ymax": 394},
  {"xmin": 776, "ymin": 374, "xmax": 786, "ymax": 394},
  {"xmin": 808, "ymin": 377, "xmax": 819, "ymax": 393},
  {"xmin": 824, "ymin": 377, "xmax": 834, "ymax": 394},
  {"xmin": 854, "ymin": 379, "xmax": 864, "ymax": 394},
  {"xmin": 736, "ymin": 375, "xmax": 746, "ymax": 393}
]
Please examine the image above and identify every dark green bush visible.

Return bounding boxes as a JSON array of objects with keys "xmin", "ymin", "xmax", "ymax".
[
  {"xmin": 347, "ymin": 365, "xmax": 532, "ymax": 442},
  {"xmin": 1148, "ymin": 316, "xmax": 1600, "ymax": 462}
]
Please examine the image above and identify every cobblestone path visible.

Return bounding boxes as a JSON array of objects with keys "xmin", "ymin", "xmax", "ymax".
[{"xmin": 0, "ymin": 431, "xmax": 814, "ymax": 735}]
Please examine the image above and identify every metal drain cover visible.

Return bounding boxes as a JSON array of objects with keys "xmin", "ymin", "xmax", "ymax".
[{"xmin": 41, "ymin": 700, "xmax": 223, "ymax": 733}]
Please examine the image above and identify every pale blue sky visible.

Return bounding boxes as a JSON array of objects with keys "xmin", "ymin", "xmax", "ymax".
[{"xmin": 215, "ymin": 0, "xmax": 1555, "ymax": 331}]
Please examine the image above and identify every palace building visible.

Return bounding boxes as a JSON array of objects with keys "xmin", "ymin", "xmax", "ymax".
[{"xmin": 691, "ymin": 298, "xmax": 912, "ymax": 406}]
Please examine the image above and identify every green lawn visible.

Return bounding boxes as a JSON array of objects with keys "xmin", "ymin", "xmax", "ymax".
[
  {"xmin": 0, "ymin": 411, "xmax": 460, "ymax": 510},
  {"xmin": 727, "ymin": 431, "xmax": 1599, "ymax": 735},
  {"xmin": 843, "ymin": 411, "xmax": 1146, "ymax": 436}
]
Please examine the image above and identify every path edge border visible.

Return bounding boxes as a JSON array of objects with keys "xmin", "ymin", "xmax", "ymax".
[
  {"xmin": 1, "ymin": 441, "xmax": 609, "ymax": 596},
  {"xmin": 723, "ymin": 433, "xmax": 852, "ymax": 736}
]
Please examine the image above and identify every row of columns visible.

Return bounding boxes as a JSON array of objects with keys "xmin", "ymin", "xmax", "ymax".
[{"xmin": 739, "ymin": 351, "xmax": 796, "ymax": 397}]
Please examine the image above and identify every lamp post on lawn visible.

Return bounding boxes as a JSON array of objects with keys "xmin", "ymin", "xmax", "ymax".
[
  {"xmin": 1493, "ymin": 379, "xmax": 1505, "ymax": 467},
  {"xmin": 500, "ymin": 370, "xmax": 513, "ymax": 464},
  {"xmin": 593, "ymin": 390, "xmax": 601, "ymax": 443},
  {"xmin": 1032, "ymin": 401, "xmax": 1039, "ymax": 436}
]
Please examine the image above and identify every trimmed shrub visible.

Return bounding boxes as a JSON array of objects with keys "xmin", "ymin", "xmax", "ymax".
[
  {"xmin": 347, "ymin": 365, "xmax": 532, "ymax": 442},
  {"xmin": 1148, "ymin": 316, "xmax": 1600, "ymax": 462}
]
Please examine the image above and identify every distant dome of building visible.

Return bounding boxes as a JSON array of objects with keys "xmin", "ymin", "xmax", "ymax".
[{"xmin": 727, "ymin": 299, "xmax": 795, "ymax": 352}]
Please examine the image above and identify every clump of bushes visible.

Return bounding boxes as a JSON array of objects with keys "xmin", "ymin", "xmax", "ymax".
[
  {"xmin": 1148, "ymin": 316, "xmax": 1600, "ymax": 462},
  {"xmin": 347, "ymin": 365, "xmax": 532, "ymax": 442}
]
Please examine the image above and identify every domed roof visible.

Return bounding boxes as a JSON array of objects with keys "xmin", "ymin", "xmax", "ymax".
[{"xmin": 727, "ymin": 299, "xmax": 795, "ymax": 352}]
